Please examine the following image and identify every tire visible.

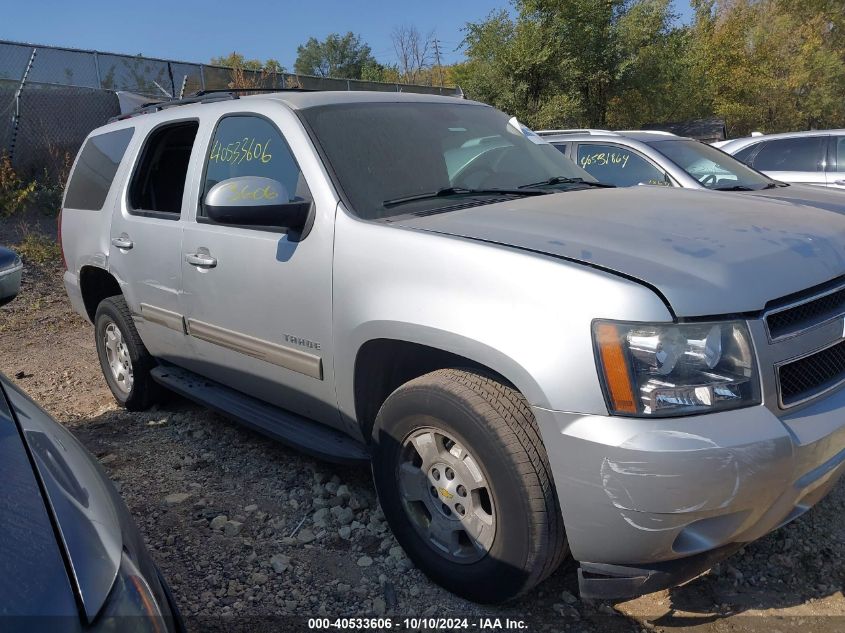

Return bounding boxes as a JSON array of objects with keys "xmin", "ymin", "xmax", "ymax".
[
  {"xmin": 94, "ymin": 295, "xmax": 163, "ymax": 411},
  {"xmin": 372, "ymin": 368, "xmax": 568, "ymax": 603}
]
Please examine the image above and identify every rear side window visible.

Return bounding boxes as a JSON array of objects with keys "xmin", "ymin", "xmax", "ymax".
[
  {"xmin": 200, "ymin": 115, "xmax": 310, "ymax": 220},
  {"xmin": 129, "ymin": 121, "xmax": 199, "ymax": 218},
  {"xmin": 552, "ymin": 142, "xmax": 568, "ymax": 155},
  {"xmin": 64, "ymin": 128, "xmax": 134, "ymax": 210},
  {"xmin": 753, "ymin": 137, "xmax": 826, "ymax": 172},
  {"xmin": 576, "ymin": 143, "xmax": 667, "ymax": 187}
]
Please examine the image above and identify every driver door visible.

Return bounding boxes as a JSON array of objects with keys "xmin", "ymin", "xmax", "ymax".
[{"xmin": 179, "ymin": 112, "xmax": 340, "ymax": 428}]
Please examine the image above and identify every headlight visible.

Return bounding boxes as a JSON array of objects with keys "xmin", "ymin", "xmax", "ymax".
[
  {"xmin": 592, "ymin": 320, "xmax": 759, "ymax": 417},
  {"xmin": 96, "ymin": 552, "xmax": 169, "ymax": 632}
]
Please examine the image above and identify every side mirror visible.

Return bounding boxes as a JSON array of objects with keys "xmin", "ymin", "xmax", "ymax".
[
  {"xmin": 204, "ymin": 176, "xmax": 311, "ymax": 234},
  {"xmin": 0, "ymin": 247, "xmax": 22, "ymax": 307}
]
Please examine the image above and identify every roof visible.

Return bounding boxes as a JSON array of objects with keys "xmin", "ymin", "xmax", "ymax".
[
  {"xmin": 109, "ymin": 89, "xmax": 481, "ymax": 123},
  {"xmin": 725, "ymin": 129, "xmax": 845, "ymax": 142},
  {"xmin": 252, "ymin": 90, "xmax": 479, "ymax": 109},
  {"xmin": 538, "ymin": 130, "xmax": 687, "ymax": 144}
]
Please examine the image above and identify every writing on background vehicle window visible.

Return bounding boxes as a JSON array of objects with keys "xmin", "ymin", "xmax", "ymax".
[
  {"xmin": 203, "ymin": 115, "xmax": 310, "ymax": 217},
  {"xmin": 576, "ymin": 143, "xmax": 666, "ymax": 187}
]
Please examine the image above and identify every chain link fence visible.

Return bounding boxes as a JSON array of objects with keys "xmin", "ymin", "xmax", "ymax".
[{"xmin": 0, "ymin": 39, "xmax": 459, "ymax": 180}]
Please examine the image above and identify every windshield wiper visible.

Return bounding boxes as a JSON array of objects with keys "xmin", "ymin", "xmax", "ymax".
[
  {"xmin": 519, "ymin": 176, "xmax": 614, "ymax": 189},
  {"xmin": 383, "ymin": 186, "xmax": 549, "ymax": 208},
  {"xmin": 713, "ymin": 184, "xmax": 756, "ymax": 191}
]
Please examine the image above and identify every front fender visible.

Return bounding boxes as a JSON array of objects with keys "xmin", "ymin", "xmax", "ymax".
[{"xmin": 332, "ymin": 209, "xmax": 673, "ymax": 429}]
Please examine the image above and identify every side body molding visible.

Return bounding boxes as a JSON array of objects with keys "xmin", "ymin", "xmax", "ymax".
[{"xmin": 185, "ymin": 318, "xmax": 323, "ymax": 380}]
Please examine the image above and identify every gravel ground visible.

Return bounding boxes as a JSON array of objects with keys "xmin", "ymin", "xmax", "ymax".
[{"xmin": 1, "ymin": 238, "xmax": 844, "ymax": 632}]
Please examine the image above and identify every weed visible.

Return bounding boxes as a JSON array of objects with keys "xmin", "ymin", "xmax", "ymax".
[
  {"xmin": 0, "ymin": 154, "xmax": 37, "ymax": 217},
  {"xmin": 15, "ymin": 230, "xmax": 61, "ymax": 266}
]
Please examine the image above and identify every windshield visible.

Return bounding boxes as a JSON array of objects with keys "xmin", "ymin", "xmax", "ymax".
[
  {"xmin": 648, "ymin": 139, "xmax": 775, "ymax": 190},
  {"xmin": 300, "ymin": 102, "xmax": 596, "ymax": 219}
]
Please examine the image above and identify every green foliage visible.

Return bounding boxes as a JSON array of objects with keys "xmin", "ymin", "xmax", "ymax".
[
  {"xmin": 458, "ymin": 0, "xmax": 845, "ymax": 134},
  {"xmin": 210, "ymin": 52, "xmax": 285, "ymax": 73},
  {"xmin": 0, "ymin": 154, "xmax": 37, "ymax": 218},
  {"xmin": 294, "ymin": 32, "xmax": 377, "ymax": 79},
  {"xmin": 15, "ymin": 232, "xmax": 61, "ymax": 265}
]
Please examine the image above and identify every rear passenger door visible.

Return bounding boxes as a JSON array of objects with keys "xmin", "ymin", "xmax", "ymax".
[
  {"xmin": 575, "ymin": 142, "xmax": 670, "ymax": 187},
  {"xmin": 749, "ymin": 136, "xmax": 828, "ymax": 186},
  {"xmin": 108, "ymin": 119, "xmax": 200, "ymax": 365},
  {"xmin": 179, "ymin": 110, "xmax": 340, "ymax": 428}
]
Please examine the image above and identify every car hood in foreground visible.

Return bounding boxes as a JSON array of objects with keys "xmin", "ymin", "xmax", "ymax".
[
  {"xmin": 394, "ymin": 187, "xmax": 845, "ymax": 317},
  {"xmin": 0, "ymin": 382, "xmax": 80, "ymax": 622},
  {"xmin": 2, "ymin": 376, "xmax": 123, "ymax": 623}
]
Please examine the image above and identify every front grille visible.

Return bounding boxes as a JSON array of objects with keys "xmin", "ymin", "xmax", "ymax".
[
  {"xmin": 779, "ymin": 339, "xmax": 845, "ymax": 407},
  {"xmin": 767, "ymin": 285, "xmax": 845, "ymax": 339}
]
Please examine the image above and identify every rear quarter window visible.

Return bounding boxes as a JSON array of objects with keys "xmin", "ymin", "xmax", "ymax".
[{"xmin": 63, "ymin": 128, "xmax": 134, "ymax": 210}]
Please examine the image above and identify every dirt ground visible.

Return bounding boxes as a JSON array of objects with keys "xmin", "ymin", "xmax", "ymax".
[{"xmin": 1, "ymin": 228, "xmax": 844, "ymax": 632}]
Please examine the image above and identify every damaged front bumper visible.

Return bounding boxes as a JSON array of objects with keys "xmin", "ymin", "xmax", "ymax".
[{"xmin": 533, "ymin": 383, "xmax": 845, "ymax": 600}]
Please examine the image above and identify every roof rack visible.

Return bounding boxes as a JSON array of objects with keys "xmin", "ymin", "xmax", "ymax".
[
  {"xmin": 535, "ymin": 129, "xmax": 617, "ymax": 136},
  {"xmin": 108, "ymin": 87, "xmax": 314, "ymax": 122},
  {"xmin": 615, "ymin": 129, "xmax": 678, "ymax": 137}
]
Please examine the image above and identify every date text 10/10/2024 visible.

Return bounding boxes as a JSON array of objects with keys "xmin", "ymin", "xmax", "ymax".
[{"xmin": 307, "ymin": 617, "xmax": 529, "ymax": 630}]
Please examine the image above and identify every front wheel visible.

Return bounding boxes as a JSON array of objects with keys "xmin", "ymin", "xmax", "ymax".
[
  {"xmin": 372, "ymin": 368, "xmax": 568, "ymax": 603},
  {"xmin": 95, "ymin": 296, "xmax": 163, "ymax": 411}
]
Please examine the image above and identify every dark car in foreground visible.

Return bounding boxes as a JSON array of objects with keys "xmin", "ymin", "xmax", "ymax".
[
  {"xmin": 0, "ymin": 246, "xmax": 22, "ymax": 306},
  {"xmin": 0, "ymin": 279, "xmax": 182, "ymax": 632}
]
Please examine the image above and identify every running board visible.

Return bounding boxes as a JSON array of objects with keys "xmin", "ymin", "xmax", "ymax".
[{"xmin": 150, "ymin": 365, "xmax": 370, "ymax": 464}]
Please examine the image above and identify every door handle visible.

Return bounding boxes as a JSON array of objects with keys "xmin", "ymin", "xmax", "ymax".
[
  {"xmin": 111, "ymin": 236, "xmax": 133, "ymax": 250},
  {"xmin": 185, "ymin": 252, "xmax": 217, "ymax": 268}
]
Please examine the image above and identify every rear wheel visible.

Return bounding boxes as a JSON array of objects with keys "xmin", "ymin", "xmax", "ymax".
[
  {"xmin": 95, "ymin": 296, "xmax": 163, "ymax": 410},
  {"xmin": 372, "ymin": 368, "xmax": 568, "ymax": 603}
]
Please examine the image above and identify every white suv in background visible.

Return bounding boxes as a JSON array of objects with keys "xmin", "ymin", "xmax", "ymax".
[{"xmin": 715, "ymin": 130, "xmax": 845, "ymax": 189}]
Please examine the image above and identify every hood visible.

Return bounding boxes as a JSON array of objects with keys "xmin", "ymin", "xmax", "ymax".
[
  {"xmin": 394, "ymin": 187, "xmax": 845, "ymax": 316},
  {"xmin": 2, "ymin": 375, "xmax": 123, "ymax": 624},
  {"xmin": 0, "ymin": 380, "xmax": 81, "ymax": 622},
  {"xmin": 745, "ymin": 183, "xmax": 845, "ymax": 215}
]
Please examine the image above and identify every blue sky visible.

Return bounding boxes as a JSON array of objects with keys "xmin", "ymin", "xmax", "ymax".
[{"xmin": 1, "ymin": 1, "xmax": 695, "ymax": 69}]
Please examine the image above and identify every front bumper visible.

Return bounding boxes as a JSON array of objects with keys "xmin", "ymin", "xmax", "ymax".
[{"xmin": 533, "ymin": 384, "xmax": 845, "ymax": 600}]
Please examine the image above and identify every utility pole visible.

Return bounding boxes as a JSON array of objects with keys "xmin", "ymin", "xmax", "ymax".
[{"xmin": 433, "ymin": 38, "xmax": 444, "ymax": 88}]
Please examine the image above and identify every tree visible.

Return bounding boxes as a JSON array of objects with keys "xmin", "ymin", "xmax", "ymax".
[
  {"xmin": 459, "ymin": 2, "xmax": 657, "ymax": 128},
  {"xmin": 210, "ymin": 52, "xmax": 286, "ymax": 90},
  {"xmin": 294, "ymin": 32, "xmax": 377, "ymax": 79},
  {"xmin": 391, "ymin": 25, "xmax": 435, "ymax": 84},
  {"xmin": 457, "ymin": 0, "xmax": 845, "ymax": 132},
  {"xmin": 210, "ymin": 52, "xmax": 284, "ymax": 73},
  {"xmin": 683, "ymin": 0, "xmax": 845, "ymax": 135}
]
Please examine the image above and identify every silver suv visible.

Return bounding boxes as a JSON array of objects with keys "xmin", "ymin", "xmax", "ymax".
[
  {"xmin": 715, "ymin": 130, "xmax": 845, "ymax": 189},
  {"xmin": 539, "ymin": 129, "xmax": 845, "ymax": 210},
  {"xmin": 60, "ymin": 90, "xmax": 845, "ymax": 603}
]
